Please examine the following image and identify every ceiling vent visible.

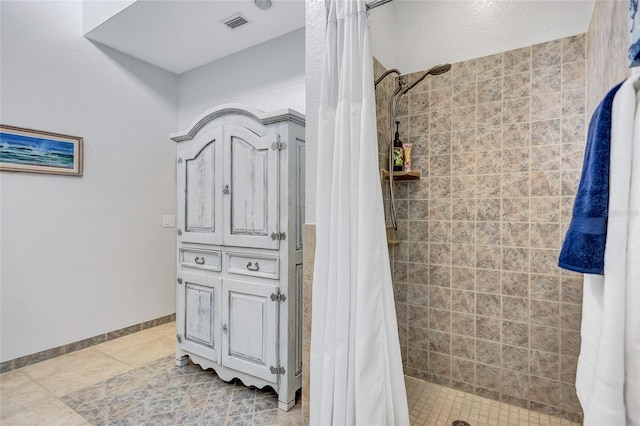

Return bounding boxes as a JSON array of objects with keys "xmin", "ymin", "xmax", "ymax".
[{"xmin": 222, "ymin": 13, "xmax": 251, "ymax": 29}]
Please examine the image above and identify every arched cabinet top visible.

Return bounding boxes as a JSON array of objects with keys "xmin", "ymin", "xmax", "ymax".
[{"xmin": 171, "ymin": 104, "xmax": 305, "ymax": 143}]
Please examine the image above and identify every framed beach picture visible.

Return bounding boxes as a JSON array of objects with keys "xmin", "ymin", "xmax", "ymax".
[{"xmin": 0, "ymin": 125, "xmax": 83, "ymax": 176}]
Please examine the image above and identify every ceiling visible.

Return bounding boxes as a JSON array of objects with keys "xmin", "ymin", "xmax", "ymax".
[
  {"xmin": 84, "ymin": 0, "xmax": 595, "ymax": 77},
  {"xmin": 371, "ymin": 0, "xmax": 596, "ymax": 74},
  {"xmin": 84, "ymin": 0, "xmax": 306, "ymax": 75}
]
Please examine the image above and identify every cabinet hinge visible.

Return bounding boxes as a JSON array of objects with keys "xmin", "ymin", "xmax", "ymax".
[
  {"xmin": 271, "ymin": 232, "xmax": 286, "ymax": 241},
  {"xmin": 176, "ymin": 334, "xmax": 182, "ymax": 343},
  {"xmin": 270, "ymin": 365, "xmax": 286, "ymax": 375},
  {"xmin": 270, "ymin": 291, "xmax": 287, "ymax": 302},
  {"xmin": 271, "ymin": 136, "xmax": 286, "ymax": 151}
]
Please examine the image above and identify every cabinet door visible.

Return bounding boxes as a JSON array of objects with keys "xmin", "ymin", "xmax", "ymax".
[
  {"xmin": 223, "ymin": 125, "xmax": 279, "ymax": 249},
  {"xmin": 222, "ymin": 278, "xmax": 279, "ymax": 383},
  {"xmin": 178, "ymin": 272, "xmax": 222, "ymax": 363},
  {"xmin": 177, "ymin": 128, "xmax": 224, "ymax": 246}
]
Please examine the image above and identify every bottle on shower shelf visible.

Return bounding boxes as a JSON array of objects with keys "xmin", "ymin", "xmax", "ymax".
[{"xmin": 393, "ymin": 120, "xmax": 404, "ymax": 172}]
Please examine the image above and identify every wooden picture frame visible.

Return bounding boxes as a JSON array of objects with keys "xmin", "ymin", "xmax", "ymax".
[{"xmin": 0, "ymin": 125, "xmax": 83, "ymax": 176}]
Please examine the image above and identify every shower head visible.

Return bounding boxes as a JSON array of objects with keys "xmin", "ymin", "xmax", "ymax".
[
  {"xmin": 400, "ymin": 63, "xmax": 451, "ymax": 95},
  {"xmin": 429, "ymin": 63, "xmax": 452, "ymax": 76}
]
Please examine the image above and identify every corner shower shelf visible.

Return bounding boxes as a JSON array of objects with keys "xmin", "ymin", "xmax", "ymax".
[{"xmin": 380, "ymin": 169, "xmax": 422, "ymax": 181}]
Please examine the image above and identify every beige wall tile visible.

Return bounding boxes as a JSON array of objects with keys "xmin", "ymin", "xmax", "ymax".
[
  {"xmin": 532, "ymin": 66, "xmax": 561, "ymax": 95},
  {"xmin": 504, "ymin": 71, "xmax": 531, "ymax": 99},
  {"xmin": 530, "ymin": 274, "xmax": 560, "ymax": 301},
  {"xmin": 502, "ymin": 370, "xmax": 530, "ymax": 399},
  {"xmin": 531, "ymin": 92, "xmax": 562, "ymax": 121},
  {"xmin": 452, "ymin": 106, "xmax": 477, "ymax": 130},
  {"xmin": 502, "ymin": 271, "xmax": 529, "ymax": 297},
  {"xmin": 531, "ymin": 119, "xmax": 561, "ymax": 145},
  {"xmin": 562, "ymin": 61, "xmax": 586, "ymax": 90},
  {"xmin": 453, "ymin": 83, "xmax": 477, "ymax": 108},
  {"xmin": 409, "ymin": 91, "xmax": 429, "ymax": 113},
  {"xmin": 451, "ymin": 59, "xmax": 477, "ymax": 85},
  {"xmin": 370, "ymin": 28, "xmax": 604, "ymax": 420},
  {"xmin": 451, "ymin": 357, "xmax": 475, "ymax": 383},
  {"xmin": 502, "ymin": 345, "xmax": 529, "ymax": 373},
  {"xmin": 532, "ymin": 39, "xmax": 562, "ymax": 69},
  {"xmin": 475, "ymin": 269, "xmax": 501, "ymax": 294},
  {"xmin": 477, "ymin": 101, "xmax": 503, "ymax": 127},
  {"xmin": 562, "ymin": 34, "xmax": 586, "ymax": 63},
  {"xmin": 502, "ymin": 320, "xmax": 529, "ymax": 347},
  {"xmin": 504, "ymin": 46, "xmax": 532, "ymax": 75},
  {"xmin": 503, "ymin": 98, "xmax": 531, "ymax": 123},
  {"xmin": 452, "ymin": 312, "xmax": 475, "ymax": 337},
  {"xmin": 561, "ymin": 89, "xmax": 586, "ymax": 117},
  {"xmin": 477, "ymin": 53, "xmax": 504, "ymax": 79},
  {"xmin": 478, "ymin": 126, "xmax": 503, "ymax": 151},
  {"xmin": 477, "ymin": 78, "xmax": 503, "ymax": 103},
  {"xmin": 452, "ymin": 129, "xmax": 477, "ymax": 152}
]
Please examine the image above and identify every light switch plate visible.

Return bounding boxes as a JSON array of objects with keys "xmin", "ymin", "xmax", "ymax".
[{"xmin": 162, "ymin": 215, "xmax": 176, "ymax": 228}]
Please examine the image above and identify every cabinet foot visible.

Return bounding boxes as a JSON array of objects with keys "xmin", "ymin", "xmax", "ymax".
[
  {"xmin": 175, "ymin": 354, "xmax": 189, "ymax": 367},
  {"xmin": 278, "ymin": 399, "xmax": 295, "ymax": 411}
]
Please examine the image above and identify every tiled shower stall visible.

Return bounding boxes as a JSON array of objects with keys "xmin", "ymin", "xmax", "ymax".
[
  {"xmin": 375, "ymin": 35, "xmax": 588, "ymax": 422},
  {"xmin": 302, "ymin": 1, "xmax": 630, "ymax": 423}
]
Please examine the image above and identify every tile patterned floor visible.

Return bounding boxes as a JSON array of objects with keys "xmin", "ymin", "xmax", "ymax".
[
  {"xmin": 0, "ymin": 322, "xmax": 578, "ymax": 425},
  {"xmin": 60, "ymin": 356, "xmax": 299, "ymax": 426}
]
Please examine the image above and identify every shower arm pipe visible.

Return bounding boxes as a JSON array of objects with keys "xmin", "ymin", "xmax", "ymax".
[
  {"xmin": 374, "ymin": 69, "xmax": 400, "ymax": 88},
  {"xmin": 366, "ymin": 0, "xmax": 393, "ymax": 11}
]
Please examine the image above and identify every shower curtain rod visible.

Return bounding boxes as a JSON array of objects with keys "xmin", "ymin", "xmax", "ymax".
[{"xmin": 366, "ymin": 0, "xmax": 393, "ymax": 11}]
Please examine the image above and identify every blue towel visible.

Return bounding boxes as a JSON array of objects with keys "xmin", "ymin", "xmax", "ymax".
[{"xmin": 558, "ymin": 82, "xmax": 624, "ymax": 275}]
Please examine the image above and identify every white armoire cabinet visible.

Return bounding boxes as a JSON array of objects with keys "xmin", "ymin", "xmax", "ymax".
[{"xmin": 170, "ymin": 104, "xmax": 305, "ymax": 410}]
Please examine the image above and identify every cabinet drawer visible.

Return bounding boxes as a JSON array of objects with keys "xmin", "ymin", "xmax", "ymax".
[
  {"xmin": 226, "ymin": 252, "xmax": 279, "ymax": 279},
  {"xmin": 180, "ymin": 248, "xmax": 222, "ymax": 271}
]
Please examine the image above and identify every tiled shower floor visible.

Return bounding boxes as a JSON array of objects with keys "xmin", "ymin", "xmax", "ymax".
[
  {"xmin": 0, "ymin": 322, "xmax": 578, "ymax": 425},
  {"xmin": 405, "ymin": 377, "xmax": 579, "ymax": 426}
]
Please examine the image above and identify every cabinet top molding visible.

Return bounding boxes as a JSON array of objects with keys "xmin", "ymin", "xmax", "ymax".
[{"xmin": 171, "ymin": 104, "xmax": 306, "ymax": 143}]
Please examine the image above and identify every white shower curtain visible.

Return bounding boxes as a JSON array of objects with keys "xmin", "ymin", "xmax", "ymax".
[
  {"xmin": 310, "ymin": 0, "xmax": 410, "ymax": 425},
  {"xmin": 576, "ymin": 72, "xmax": 640, "ymax": 426}
]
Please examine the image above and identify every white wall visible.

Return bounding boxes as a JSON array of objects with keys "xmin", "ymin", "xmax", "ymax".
[
  {"xmin": 369, "ymin": 1, "xmax": 396, "ymax": 70},
  {"xmin": 82, "ymin": 0, "xmax": 135, "ymax": 34},
  {"xmin": 0, "ymin": 1, "xmax": 178, "ymax": 362},
  {"xmin": 178, "ymin": 28, "xmax": 306, "ymax": 130},
  {"xmin": 388, "ymin": 0, "xmax": 594, "ymax": 74},
  {"xmin": 304, "ymin": 0, "xmax": 325, "ymax": 224}
]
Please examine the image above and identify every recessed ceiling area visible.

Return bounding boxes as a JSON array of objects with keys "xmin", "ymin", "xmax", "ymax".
[{"xmin": 83, "ymin": 0, "xmax": 305, "ymax": 74}]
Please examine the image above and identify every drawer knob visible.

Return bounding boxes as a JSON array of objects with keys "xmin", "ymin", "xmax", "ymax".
[
  {"xmin": 246, "ymin": 261, "xmax": 260, "ymax": 271},
  {"xmin": 194, "ymin": 257, "xmax": 205, "ymax": 265}
]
